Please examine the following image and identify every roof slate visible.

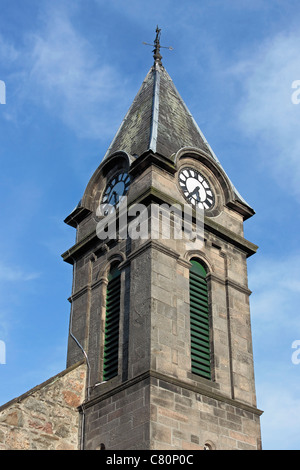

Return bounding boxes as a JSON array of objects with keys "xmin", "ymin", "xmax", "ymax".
[
  {"xmin": 104, "ymin": 63, "xmax": 211, "ymax": 160},
  {"xmin": 103, "ymin": 62, "xmax": 253, "ymax": 212}
]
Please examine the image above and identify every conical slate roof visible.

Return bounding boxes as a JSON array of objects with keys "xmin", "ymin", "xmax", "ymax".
[
  {"xmin": 103, "ymin": 54, "xmax": 252, "ymax": 212},
  {"xmin": 104, "ymin": 62, "xmax": 212, "ymax": 160}
]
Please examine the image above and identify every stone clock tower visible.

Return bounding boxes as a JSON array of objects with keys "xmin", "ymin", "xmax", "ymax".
[{"xmin": 62, "ymin": 28, "xmax": 262, "ymax": 450}]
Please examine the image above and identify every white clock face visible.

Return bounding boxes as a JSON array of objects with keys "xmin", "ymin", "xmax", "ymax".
[
  {"xmin": 101, "ymin": 171, "xmax": 130, "ymax": 214},
  {"xmin": 179, "ymin": 168, "xmax": 214, "ymax": 210}
]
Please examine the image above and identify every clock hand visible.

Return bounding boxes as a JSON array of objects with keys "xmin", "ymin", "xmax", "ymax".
[{"xmin": 189, "ymin": 185, "xmax": 201, "ymax": 202}]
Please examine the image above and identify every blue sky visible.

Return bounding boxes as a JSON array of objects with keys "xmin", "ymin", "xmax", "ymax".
[{"xmin": 1, "ymin": 0, "xmax": 300, "ymax": 450}]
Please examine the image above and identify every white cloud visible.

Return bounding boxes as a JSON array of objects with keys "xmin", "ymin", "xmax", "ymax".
[
  {"xmin": 0, "ymin": 263, "xmax": 40, "ymax": 339},
  {"xmin": 249, "ymin": 253, "xmax": 300, "ymax": 328},
  {"xmin": 26, "ymin": 9, "xmax": 128, "ymax": 139},
  {"xmin": 228, "ymin": 30, "xmax": 300, "ymax": 200},
  {"xmin": 0, "ymin": 34, "xmax": 19, "ymax": 64},
  {"xmin": 0, "ymin": 262, "xmax": 40, "ymax": 282},
  {"xmin": 258, "ymin": 378, "xmax": 300, "ymax": 449},
  {"xmin": 249, "ymin": 253, "xmax": 300, "ymax": 449},
  {"xmin": 2, "ymin": 4, "xmax": 131, "ymax": 139}
]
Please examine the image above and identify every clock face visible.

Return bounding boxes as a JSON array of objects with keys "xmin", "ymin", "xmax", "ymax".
[
  {"xmin": 179, "ymin": 168, "xmax": 214, "ymax": 210},
  {"xmin": 101, "ymin": 171, "xmax": 131, "ymax": 214}
]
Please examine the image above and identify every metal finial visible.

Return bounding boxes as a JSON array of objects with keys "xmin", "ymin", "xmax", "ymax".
[
  {"xmin": 143, "ymin": 26, "xmax": 173, "ymax": 66},
  {"xmin": 153, "ymin": 26, "xmax": 162, "ymax": 65}
]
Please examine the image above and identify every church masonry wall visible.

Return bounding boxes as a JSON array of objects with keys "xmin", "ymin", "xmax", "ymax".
[
  {"xmin": 0, "ymin": 362, "xmax": 86, "ymax": 450},
  {"xmin": 63, "ymin": 154, "xmax": 260, "ymax": 449},
  {"xmin": 83, "ymin": 376, "xmax": 151, "ymax": 450},
  {"xmin": 127, "ymin": 245, "xmax": 152, "ymax": 380},
  {"xmin": 64, "ymin": 226, "xmax": 261, "ymax": 450},
  {"xmin": 149, "ymin": 375, "xmax": 262, "ymax": 450},
  {"xmin": 82, "ymin": 371, "xmax": 262, "ymax": 450},
  {"xmin": 76, "ymin": 213, "xmax": 96, "ymax": 242},
  {"xmin": 148, "ymin": 225, "xmax": 257, "ymax": 407}
]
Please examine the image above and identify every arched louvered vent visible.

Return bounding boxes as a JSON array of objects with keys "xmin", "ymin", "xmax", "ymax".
[
  {"xmin": 189, "ymin": 259, "xmax": 211, "ymax": 379},
  {"xmin": 103, "ymin": 266, "xmax": 121, "ymax": 381}
]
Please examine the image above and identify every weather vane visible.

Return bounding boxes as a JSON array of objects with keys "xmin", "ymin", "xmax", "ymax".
[{"xmin": 143, "ymin": 26, "xmax": 173, "ymax": 65}]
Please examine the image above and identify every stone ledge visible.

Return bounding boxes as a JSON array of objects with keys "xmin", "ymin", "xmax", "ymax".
[{"xmin": 79, "ymin": 369, "xmax": 263, "ymax": 418}]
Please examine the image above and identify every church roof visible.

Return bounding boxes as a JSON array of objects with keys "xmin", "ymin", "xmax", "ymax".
[
  {"xmin": 103, "ymin": 61, "xmax": 211, "ymax": 160},
  {"xmin": 102, "ymin": 29, "xmax": 253, "ymax": 212}
]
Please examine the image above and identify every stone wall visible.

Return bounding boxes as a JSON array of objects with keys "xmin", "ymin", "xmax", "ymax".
[
  {"xmin": 82, "ymin": 371, "xmax": 262, "ymax": 450},
  {"xmin": 0, "ymin": 362, "xmax": 86, "ymax": 450},
  {"xmin": 83, "ymin": 374, "xmax": 151, "ymax": 450},
  {"xmin": 150, "ymin": 373, "xmax": 262, "ymax": 450}
]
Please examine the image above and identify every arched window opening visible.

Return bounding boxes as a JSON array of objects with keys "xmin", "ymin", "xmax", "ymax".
[
  {"xmin": 189, "ymin": 259, "xmax": 211, "ymax": 380},
  {"xmin": 103, "ymin": 265, "xmax": 121, "ymax": 381}
]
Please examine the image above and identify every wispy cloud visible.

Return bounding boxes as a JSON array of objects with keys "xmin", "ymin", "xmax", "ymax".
[
  {"xmin": 258, "ymin": 378, "xmax": 300, "ymax": 449},
  {"xmin": 248, "ymin": 252, "xmax": 300, "ymax": 449},
  {"xmin": 2, "ymin": 4, "xmax": 131, "ymax": 139},
  {"xmin": 228, "ymin": 30, "xmax": 300, "ymax": 200},
  {"xmin": 0, "ymin": 262, "xmax": 40, "ymax": 339},
  {"xmin": 28, "ymin": 12, "xmax": 123, "ymax": 138},
  {"xmin": 0, "ymin": 262, "xmax": 40, "ymax": 283},
  {"xmin": 0, "ymin": 34, "xmax": 19, "ymax": 64},
  {"xmin": 249, "ymin": 253, "xmax": 300, "ymax": 329}
]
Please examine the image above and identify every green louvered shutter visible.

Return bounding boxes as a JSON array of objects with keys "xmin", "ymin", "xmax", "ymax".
[
  {"xmin": 103, "ymin": 267, "xmax": 121, "ymax": 381},
  {"xmin": 189, "ymin": 259, "xmax": 211, "ymax": 379}
]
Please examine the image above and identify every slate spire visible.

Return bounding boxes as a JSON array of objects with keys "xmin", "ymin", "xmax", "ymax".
[
  {"xmin": 103, "ymin": 45, "xmax": 210, "ymax": 160},
  {"xmin": 103, "ymin": 29, "xmax": 253, "ymax": 212}
]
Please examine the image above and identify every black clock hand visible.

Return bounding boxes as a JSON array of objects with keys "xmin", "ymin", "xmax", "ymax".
[{"xmin": 189, "ymin": 185, "xmax": 201, "ymax": 202}]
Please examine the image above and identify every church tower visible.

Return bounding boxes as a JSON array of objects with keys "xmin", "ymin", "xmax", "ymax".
[{"xmin": 62, "ymin": 28, "xmax": 262, "ymax": 450}]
